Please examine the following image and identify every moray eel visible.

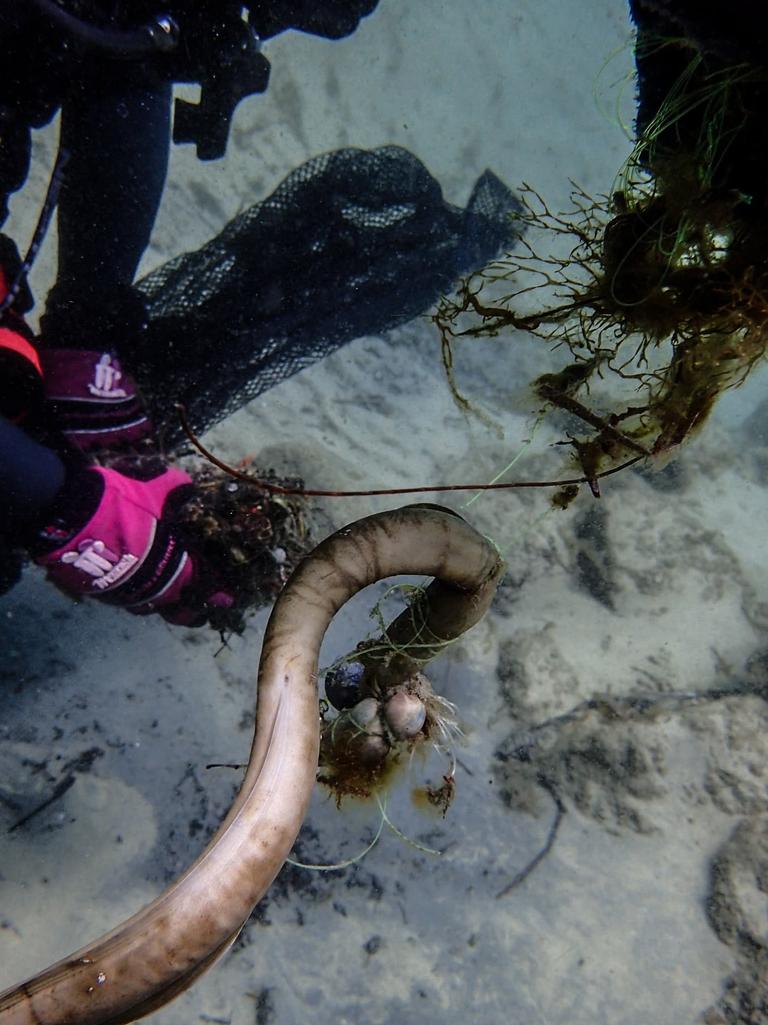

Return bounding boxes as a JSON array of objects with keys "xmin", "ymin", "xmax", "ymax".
[{"xmin": 0, "ymin": 504, "xmax": 504, "ymax": 1025}]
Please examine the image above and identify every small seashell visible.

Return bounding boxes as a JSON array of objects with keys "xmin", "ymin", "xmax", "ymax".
[
  {"xmin": 349, "ymin": 697, "xmax": 381, "ymax": 730},
  {"xmin": 357, "ymin": 733, "xmax": 390, "ymax": 765},
  {"xmin": 383, "ymin": 690, "xmax": 427, "ymax": 740},
  {"xmin": 325, "ymin": 661, "xmax": 366, "ymax": 710}
]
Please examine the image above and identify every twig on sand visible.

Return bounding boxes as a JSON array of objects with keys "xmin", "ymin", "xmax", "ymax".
[
  {"xmin": 496, "ymin": 779, "xmax": 565, "ymax": 899},
  {"xmin": 8, "ymin": 774, "xmax": 76, "ymax": 834}
]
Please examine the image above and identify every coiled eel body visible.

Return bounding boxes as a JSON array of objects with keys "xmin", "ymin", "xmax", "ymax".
[{"xmin": 0, "ymin": 505, "xmax": 504, "ymax": 1025}]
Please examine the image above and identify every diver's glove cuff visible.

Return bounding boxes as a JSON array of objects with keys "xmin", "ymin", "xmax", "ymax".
[{"xmin": 39, "ymin": 348, "xmax": 153, "ymax": 451}]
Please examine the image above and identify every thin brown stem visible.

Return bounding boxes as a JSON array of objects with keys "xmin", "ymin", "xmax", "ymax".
[{"xmin": 175, "ymin": 404, "xmax": 644, "ymax": 497}]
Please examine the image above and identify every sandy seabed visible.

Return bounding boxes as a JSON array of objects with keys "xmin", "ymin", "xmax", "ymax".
[{"xmin": 2, "ymin": 2, "xmax": 768, "ymax": 1024}]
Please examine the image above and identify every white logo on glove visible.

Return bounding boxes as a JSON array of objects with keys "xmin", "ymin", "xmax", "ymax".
[
  {"xmin": 61, "ymin": 539, "xmax": 138, "ymax": 589},
  {"xmin": 88, "ymin": 353, "xmax": 128, "ymax": 399}
]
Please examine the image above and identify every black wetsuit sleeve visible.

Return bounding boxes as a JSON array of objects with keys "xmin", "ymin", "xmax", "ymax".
[{"xmin": 0, "ymin": 415, "xmax": 65, "ymax": 527}]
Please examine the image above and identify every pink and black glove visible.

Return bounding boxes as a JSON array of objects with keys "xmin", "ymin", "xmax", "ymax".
[
  {"xmin": 39, "ymin": 348, "xmax": 153, "ymax": 451},
  {"xmin": 34, "ymin": 464, "xmax": 234, "ymax": 626},
  {"xmin": 38, "ymin": 284, "xmax": 154, "ymax": 452}
]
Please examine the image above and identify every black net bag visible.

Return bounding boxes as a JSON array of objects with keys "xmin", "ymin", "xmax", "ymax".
[{"xmin": 134, "ymin": 145, "xmax": 520, "ymax": 445}]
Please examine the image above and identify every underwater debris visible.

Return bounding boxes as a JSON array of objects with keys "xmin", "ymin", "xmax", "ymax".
[
  {"xmin": 317, "ymin": 583, "xmax": 464, "ymax": 804},
  {"xmin": 318, "ymin": 664, "xmax": 460, "ymax": 806},
  {"xmin": 176, "ymin": 460, "xmax": 311, "ymax": 633},
  {"xmin": 435, "ymin": 181, "xmax": 768, "ymax": 483},
  {"xmin": 434, "ymin": 55, "xmax": 768, "ymax": 487},
  {"xmin": 413, "ymin": 771, "xmax": 456, "ymax": 818}
]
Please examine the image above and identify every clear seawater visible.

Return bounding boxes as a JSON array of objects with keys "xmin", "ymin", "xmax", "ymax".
[{"xmin": 2, "ymin": 3, "xmax": 766, "ymax": 1024}]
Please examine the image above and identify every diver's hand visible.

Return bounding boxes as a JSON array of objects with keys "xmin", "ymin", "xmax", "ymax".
[{"xmin": 34, "ymin": 463, "xmax": 234, "ymax": 626}]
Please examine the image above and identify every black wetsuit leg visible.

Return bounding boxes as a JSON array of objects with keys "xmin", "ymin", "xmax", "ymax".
[
  {"xmin": 56, "ymin": 68, "xmax": 172, "ymax": 297},
  {"xmin": 40, "ymin": 65, "xmax": 173, "ymax": 353}
]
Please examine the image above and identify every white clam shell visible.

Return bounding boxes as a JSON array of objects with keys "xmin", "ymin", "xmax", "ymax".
[
  {"xmin": 384, "ymin": 690, "xmax": 427, "ymax": 740},
  {"xmin": 349, "ymin": 697, "xmax": 381, "ymax": 729}
]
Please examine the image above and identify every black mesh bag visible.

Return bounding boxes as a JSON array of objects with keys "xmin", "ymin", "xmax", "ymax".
[{"xmin": 134, "ymin": 145, "xmax": 520, "ymax": 446}]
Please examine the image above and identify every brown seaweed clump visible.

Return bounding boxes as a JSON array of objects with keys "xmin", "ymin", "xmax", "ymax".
[
  {"xmin": 434, "ymin": 50, "xmax": 768, "ymax": 498},
  {"xmin": 176, "ymin": 459, "xmax": 312, "ymax": 634}
]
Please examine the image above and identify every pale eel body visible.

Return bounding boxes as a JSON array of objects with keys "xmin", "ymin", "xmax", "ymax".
[{"xmin": 0, "ymin": 504, "xmax": 504, "ymax": 1025}]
